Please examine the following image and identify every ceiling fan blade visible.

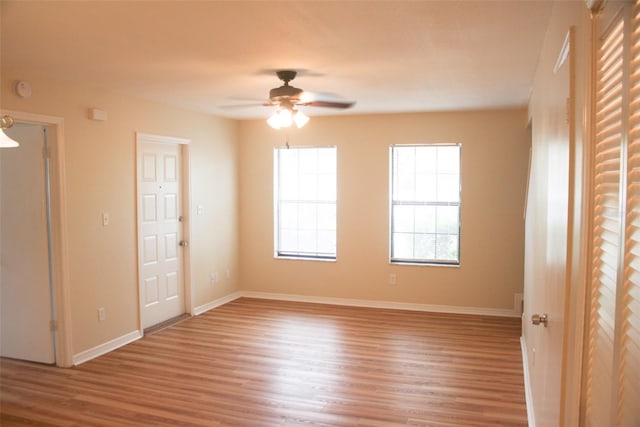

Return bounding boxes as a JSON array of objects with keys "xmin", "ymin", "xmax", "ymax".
[
  {"xmin": 298, "ymin": 90, "xmax": 355, "ymax": 109},
  {"xmin": 258, "ymin": 68, "xmax": 324, "ymax": 78},
  {"xmin": 219, "ymin": 102, "xmax": 273, "ymax": 109},
  {"xmin": 304, "ymin": 100, "xmax": 355, "ymax": 109}
]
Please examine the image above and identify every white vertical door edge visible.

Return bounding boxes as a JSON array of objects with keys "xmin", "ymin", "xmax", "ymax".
[
  {"xmin": 135, "ymin": 133, "xmax": 192, "ymax": 333},
  {"xmin": 1, "ymin": 109, "xmax": 72, "ymax": 367}
]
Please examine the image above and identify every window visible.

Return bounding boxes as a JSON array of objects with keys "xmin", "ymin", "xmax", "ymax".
[
  {"xmin": 389, "ymin": 144, "xmax": 461, "ymax": 265},
  {"xmin": 274, "ymin": 146, "xmax": 337, "ymax": 260}
]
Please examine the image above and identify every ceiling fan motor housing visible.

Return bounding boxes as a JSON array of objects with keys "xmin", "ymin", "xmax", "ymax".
[
  {"xmin": 270, "ymin": 70, "xmax": 303, "ymax": 104},
  {"xmin": 269, "ymin": 85, "xmax": 303, "ymax": 103}
]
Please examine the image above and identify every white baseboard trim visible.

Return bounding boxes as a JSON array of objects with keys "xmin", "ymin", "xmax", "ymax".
[
  {"xmin": 193, "ymin": 291, "xmax": 243, "ymax": 316},
  {"xmin": 520, "ymin": 335, "xmax": 536, "ymax": 427},
  {"xmin": 72, "ymin": 330, "xmax": 142, "ymax": 366},
  {"xmin": 240, "ymin": 291, "xmax": 521, "ymax": 317}
]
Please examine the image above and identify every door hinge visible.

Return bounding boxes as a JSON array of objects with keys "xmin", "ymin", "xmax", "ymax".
[{"xmin": 49, "ymin": 319, "xmax": 58, "ymax": 332}]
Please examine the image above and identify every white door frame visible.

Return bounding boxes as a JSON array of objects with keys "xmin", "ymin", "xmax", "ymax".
[
  {"xmin": 135, "ymin": 132, "xmax": 192, "ymax": 332},
  {"xmin": 1, "ymin": 109, "xmax": 72, "ymax": 367}
]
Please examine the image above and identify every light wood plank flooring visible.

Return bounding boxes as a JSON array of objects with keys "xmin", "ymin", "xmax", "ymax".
[{"xmin": 1, "ymin": 298, "xmax": 527, "ymax": 426}]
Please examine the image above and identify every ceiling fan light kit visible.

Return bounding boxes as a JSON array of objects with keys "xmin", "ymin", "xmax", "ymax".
[
  {"xmin": 268, "ymin": 108, "xmax": 309, "ymax": 129},
  {"xmin": 228, "ymin": 69, "xmax": 354, "ymax": 129},
  {"xmin": 0, "ymin": 115, "xmax": 20, "ymax": 148}
]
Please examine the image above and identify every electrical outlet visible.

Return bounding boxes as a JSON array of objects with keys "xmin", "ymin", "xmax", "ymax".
[
  {"xmin": 98, "ymin": 307, "xmax": 106, "ymax": 322},
  {"xmin": 389, "ymin": 273, "xmax": 397, "ymax": 285}
]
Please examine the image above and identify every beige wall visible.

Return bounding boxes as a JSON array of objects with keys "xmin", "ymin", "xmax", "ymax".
[
  {"xmin": 524, "ymin": 2, "xmax": 591, "ymax": 426},
  {"xmin": 1, "ymin": 76, "xmax": 530, "ymax": 361},
  {"xmin": 0, "ymin": 72, "xmax": 240, "ymax": 356},
  {"xmin": 238, "ymin": 110, "xmax": 530, "ymax": 311}
]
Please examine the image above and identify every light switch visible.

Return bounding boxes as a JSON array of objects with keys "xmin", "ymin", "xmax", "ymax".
[{"xmin": 102, "ymin": 212, "xmax": 110, "ymax": 226}]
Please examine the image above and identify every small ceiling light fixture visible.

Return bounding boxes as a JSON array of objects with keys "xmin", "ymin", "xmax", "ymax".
[
  {"xmin": 267, "ymin": 108, "xmax": 309, "ymax": 130},
  {"xmin": 0, "ymin": 115, "xmax": 20, "ymax": 148},
  {"xmin": 267, "ymin": 100, "xmax": 309, "ymax": 130},
  {"xmin": 292, "ymin": 109, "xmax": 309, "ymax": 128}
]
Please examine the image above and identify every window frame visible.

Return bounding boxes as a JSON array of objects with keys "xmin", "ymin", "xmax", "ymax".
[
  {"xmin": 273, "ymin": 145, "xmax": 338, "ymax": 261},
  {"xmin": 388, "ymin": 143, "xmax": 462, "ymax": 266}
]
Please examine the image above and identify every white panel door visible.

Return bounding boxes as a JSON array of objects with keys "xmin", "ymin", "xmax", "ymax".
[
  {"xmin": 0, "ymin": 124, "xmax": 55, "ymax": 364},
  {"xmin": 524, "ymin": 30, "xmax": 572, "ymax": 425},
  {"xmin": 138, "ymin": 142, "xmax": 184, "ymax": 329}
]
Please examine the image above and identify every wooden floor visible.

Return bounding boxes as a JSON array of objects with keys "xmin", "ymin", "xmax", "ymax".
[{"xmin": 1, "ymin": 298, "xmax": 527, "ymax": 426}]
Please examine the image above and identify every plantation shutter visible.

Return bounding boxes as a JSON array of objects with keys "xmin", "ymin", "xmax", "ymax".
[
  {"xmin": 585, "ymin": 12, "xmax": 625, "ymax": 427},
  {"xmin": 584, "ymin": 2, "xmax": 640, "ymax": 426},
  {"xmin": 619, "ymin": 3, "xmax": 640, "ymax": 425}
]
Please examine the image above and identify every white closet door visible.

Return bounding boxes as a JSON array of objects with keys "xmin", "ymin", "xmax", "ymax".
[{"xmin": 0, "ymin": 124, "xmax": 55, "ymax": 364}]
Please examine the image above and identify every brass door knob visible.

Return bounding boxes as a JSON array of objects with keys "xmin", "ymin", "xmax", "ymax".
[{"xmin": 531, "ymin": 313, "xmax": 548, "ymax": 327}]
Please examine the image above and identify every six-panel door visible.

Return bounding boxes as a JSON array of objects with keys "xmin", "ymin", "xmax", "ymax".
[{"xmin": 138, "ymin": 142, "xmax": 184, "ymax": 329}]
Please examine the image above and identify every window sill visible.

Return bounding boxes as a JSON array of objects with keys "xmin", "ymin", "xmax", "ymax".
[
  {"xmin": 275, "ymin": 255, "xmax": 337, "ymax": 263},
  {"xmin": 390, "ymin": 260, "xmax": 460, "ymax": 268}
]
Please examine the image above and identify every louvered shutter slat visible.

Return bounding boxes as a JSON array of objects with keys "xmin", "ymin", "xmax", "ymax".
[{"xmin": 618, "ymin": 4, "xmax": 640, "ymax": 425}]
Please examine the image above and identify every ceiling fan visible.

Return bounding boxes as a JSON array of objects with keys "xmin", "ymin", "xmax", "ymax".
[
  {"xmin": 267, "ymin": 70, "xmax": 354, "ymax": 109},
  {"xmin": 229, "ymin": 70, "xmax": 355, "ymax": 129}
]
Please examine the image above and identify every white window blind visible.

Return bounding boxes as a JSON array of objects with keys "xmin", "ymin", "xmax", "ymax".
[{"xmin": 584, "ymin": 2, "xmax": 640, "ymax": 425}]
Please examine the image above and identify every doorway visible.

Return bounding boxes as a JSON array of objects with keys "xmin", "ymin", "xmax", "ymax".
[
  {"xmin": 0, "ymin": 111, "xmax": 70, "ymax": 366},
  {"xmin": 1, "ymin": 123, "xmax": 55, "ymax": 363},
  {"xmin": 136, "ymin": 133, "xmax": 191, "ymax": 330}
]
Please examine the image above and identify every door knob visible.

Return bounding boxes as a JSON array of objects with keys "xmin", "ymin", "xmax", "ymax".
[
  {"xmin": 531, "ymin": 313, "xmax": 548, "ymax": 327},
  {"xmin": 179, "ymin": 240, "xmax": 189, "ymax": 247}
]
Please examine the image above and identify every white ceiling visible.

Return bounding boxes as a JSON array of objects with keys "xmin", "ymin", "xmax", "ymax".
[{"xmin": 1, "ymin": 1, "xmax": 552, "ymax": 120}]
